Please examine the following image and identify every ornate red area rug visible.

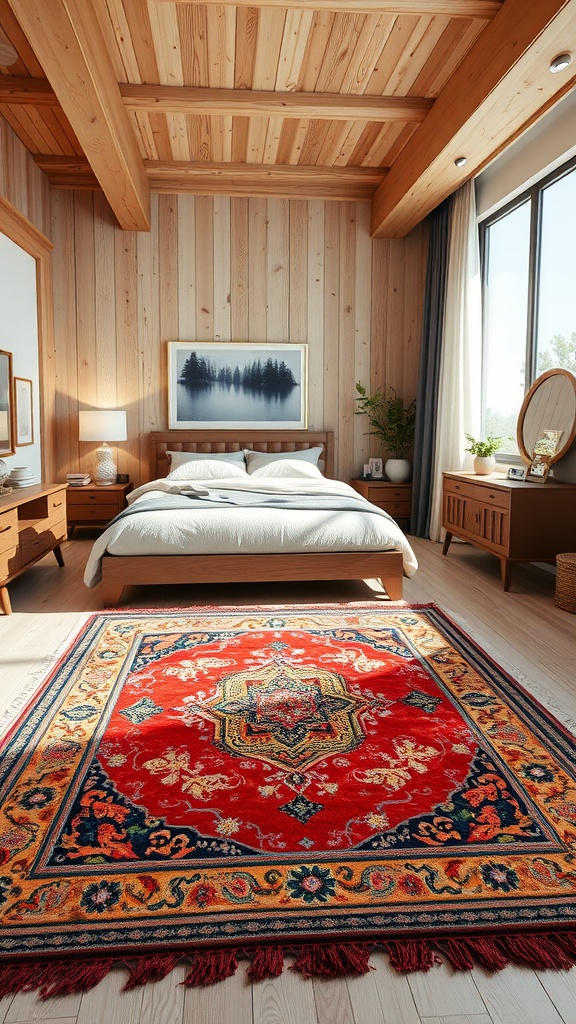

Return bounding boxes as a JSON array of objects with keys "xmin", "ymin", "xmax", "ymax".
[{"xmin": 1, "ymin": 603, "xmax": 575, "ymax": 999}]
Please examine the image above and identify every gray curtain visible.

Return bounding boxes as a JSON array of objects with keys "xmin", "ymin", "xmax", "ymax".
[{"xmin": 410, "ymin": 197, "xmax": 453, "ymax": 537}]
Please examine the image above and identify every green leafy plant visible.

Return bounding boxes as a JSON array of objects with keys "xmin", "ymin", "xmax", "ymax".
[
  {"xmin": 464, "ymin": 433, "xmax": 504, "ymax": 457},
  {"xmin": 355, "ymin": 382, "xmax": 417, "ymax": 459}
]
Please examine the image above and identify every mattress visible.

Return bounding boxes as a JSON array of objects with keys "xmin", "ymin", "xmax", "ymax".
[{"xmin": 84, "ymin": 476, "xmax": 418, "ymax": 587}]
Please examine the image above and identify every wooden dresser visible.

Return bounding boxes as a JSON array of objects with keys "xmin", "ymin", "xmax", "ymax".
[
  {"xmin": 0, "ymin": 483, "xmax": 67, "ymax": 614},
  {"xmin": 442, "ymin": 471, "xmax": 576, "ymax": 590},
  {"xmin": 350, "ymin": 479, "xmax": 412, "ymax": 530}
]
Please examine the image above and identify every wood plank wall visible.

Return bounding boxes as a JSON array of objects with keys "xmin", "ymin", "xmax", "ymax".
[
  {"xmin": 50, "ymin": 191, "xmax": 427, "ymax": 486},
  {"xmin": 0, "ymin": 117, "xmax": 51, "ymax": 238}
]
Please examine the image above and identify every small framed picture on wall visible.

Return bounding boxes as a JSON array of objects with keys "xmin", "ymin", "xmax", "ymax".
[{"xmin": 14, "ymin": 377, "xmax": 33, "ymax": 446}]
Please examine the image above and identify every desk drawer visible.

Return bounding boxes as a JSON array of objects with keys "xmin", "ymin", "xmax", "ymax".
[
  {"xmin": 0, "ymin": 508, "xmax": 18, "ymax": 555},
  {"xmin": 383, "ymin": 500, "xmax": 412, "ymax": 517},
  {"xmin": 19, "ymin": 515, "xmax": 67, "ymax": 562},
  {"xmin": 0, "ymin": 544, "xmax": 19, "ymax": 579}
]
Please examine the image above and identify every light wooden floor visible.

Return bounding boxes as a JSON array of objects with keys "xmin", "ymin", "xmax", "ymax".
[{"xmin": 1, "ymin": 533, "xmax": 575, "ymax": 1024}]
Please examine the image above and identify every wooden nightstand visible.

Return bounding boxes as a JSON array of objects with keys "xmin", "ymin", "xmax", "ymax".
[
  {"xmin": 67, "ymin": 482, "xmax": 133, "ymax": 534},
  {"xmin": 350, "ymin": 479, "xmax": 412, "ymax": 531}
]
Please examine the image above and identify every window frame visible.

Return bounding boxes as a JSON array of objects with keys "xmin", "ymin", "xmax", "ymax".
[{"xmin": 479, "ymin": 154, "xmax": 576, "ymax": 462}]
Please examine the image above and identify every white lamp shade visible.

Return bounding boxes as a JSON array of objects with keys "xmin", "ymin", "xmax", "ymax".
[{"xmin": 79, "ymin": 410, "xmax": 127, "ymax": 442}]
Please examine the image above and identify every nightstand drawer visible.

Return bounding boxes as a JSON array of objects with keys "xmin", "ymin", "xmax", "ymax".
[
  {"xmin": 67, "ymin": 488, "xmax": 122, "ymax": 506},
  {"xmin": 383, "ymin": 500, "xmax": 412, "ymax": 517},
  {"xmin": 0, "ymin": 508, "xmax": 18, "ymax": 555},
  {"xmin": 67, "ymin": 504, "xmax": 118, "ymax": 522}
]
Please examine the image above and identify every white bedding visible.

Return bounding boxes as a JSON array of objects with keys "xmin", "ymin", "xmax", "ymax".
[{"xmin": 84, "ymin": 476, "xmax": 418, "ymax": 587}]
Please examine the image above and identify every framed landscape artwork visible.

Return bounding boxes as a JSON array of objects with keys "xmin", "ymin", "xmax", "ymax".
[{"xmin": 168, "ymin": 342, "xmax": 308, "ymax": 429}]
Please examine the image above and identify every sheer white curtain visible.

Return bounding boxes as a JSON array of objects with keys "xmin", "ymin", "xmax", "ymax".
[{"xmin": 428, "ymin": 180, "xmax": 482, "ymax": 542}]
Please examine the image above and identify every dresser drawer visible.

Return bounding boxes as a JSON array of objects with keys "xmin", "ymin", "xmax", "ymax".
[
  {"xmin": 67, "ymin": 488, "xmax": 122, "ymax": 506},
  {"xmin": 0, "ymin": 508, "xmax": 18, "ymax": 555},
  {"xmin": 444, "ymin": 477, "xmax": 510, "ymax": 510}
]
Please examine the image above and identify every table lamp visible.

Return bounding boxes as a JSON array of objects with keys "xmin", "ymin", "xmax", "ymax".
[{"xmin": 78, "ymin": 410, "xmax": 127, "ymax": 485}]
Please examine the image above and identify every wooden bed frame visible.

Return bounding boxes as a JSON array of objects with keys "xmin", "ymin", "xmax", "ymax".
[{"xmin": 99, "ymin": 430, "xmax": 404, "ymax": 606}]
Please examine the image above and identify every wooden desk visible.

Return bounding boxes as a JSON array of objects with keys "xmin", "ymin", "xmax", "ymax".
[
  {"xmin": 0, "ymin": 483, "xmax": 67, "ymax": 614},
  {"xmin": 442, "ymin": 471, "xmax": 576, "ymax": 590}
]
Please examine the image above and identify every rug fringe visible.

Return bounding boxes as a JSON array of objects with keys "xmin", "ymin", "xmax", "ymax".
[
  {"xmin": 384, "ymin": 939, "xmax": 437, "ymax": 972},
  {"xmin": 247, "ymin": 945, "xmax": 285, "ymax": 981},
  {"xmin": 124, "ymin": 953, "xmax": 183, "ymax": 990},
  {"xmin": 183, "ymin": 948, "xmax": 239, "ymax": 987},
  {"xmin": 291, "ymin": 942, "xmax": 372, "ymax": 979},
  {"xmin": 0, "ymin": 958, "xmax": 114, "ymax": 1000}
]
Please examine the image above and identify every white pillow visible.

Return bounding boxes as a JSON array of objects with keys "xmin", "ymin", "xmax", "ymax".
[
  {"xmin": 249, "ymin": 460, "xmax": 324, "ymax": 479},
  {"xmin": 167, "ymin": 449, "xmax": 245, "ymax": 470},
  {"xmin": 167, "ymin": 459, "xmax": 248, "ymax": 481},
  {"xmin": 244, "ymin": 447, "xmax": 323, "ymax": 474}
]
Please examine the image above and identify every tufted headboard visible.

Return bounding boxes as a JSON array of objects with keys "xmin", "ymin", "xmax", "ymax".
[{"xmin": 149, "ymin": 430, "xmax": 334, "ymax": 480}]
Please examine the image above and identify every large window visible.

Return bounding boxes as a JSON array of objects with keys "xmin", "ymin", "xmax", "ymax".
[{"xmin": 480, "ymin": 157, "xmax": 576, "ymax": 458}]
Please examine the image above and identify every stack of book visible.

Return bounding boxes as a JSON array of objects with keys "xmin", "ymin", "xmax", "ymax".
[{"xmin": 66, "ymin": 472, "xmax": 91, "ymax": 487}]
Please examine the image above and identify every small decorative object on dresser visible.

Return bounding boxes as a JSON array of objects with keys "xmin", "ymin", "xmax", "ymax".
[
  {"xmin": 0, "ymin": 483, "xmax": 67, "ymax": 615},
  {"xmin": 464, "ymin": 433, "xmax": 505, "ymax": 475},
  {"xmin": 67, "ymin": 481, "xmax": 132, "ymax": 535}
]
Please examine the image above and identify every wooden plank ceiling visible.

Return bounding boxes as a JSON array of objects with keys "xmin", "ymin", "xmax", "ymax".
[{"xmin": 0, "ymin": 0, "xmax": 575, "ymax": 235}]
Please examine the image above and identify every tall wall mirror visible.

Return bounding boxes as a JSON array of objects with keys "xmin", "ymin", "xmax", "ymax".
[
  {"xmin": 517, "ymin": 368, "xmax": 576, "ymax": 465},
  {"xmin": 0, "ymin": 350, "xmax": 14, "ymax": 457}
]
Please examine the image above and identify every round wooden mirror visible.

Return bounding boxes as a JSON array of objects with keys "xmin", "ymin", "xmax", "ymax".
[{"xmin": 516, "ymin": 368, "xmax": 576, "ymax": 464}]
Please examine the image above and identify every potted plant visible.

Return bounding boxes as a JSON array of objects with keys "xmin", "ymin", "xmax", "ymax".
[
  {"xmin": 464, "ymin": 433, "xmax": 504, "ymax": 475},
  {"xmin": 355, "ymin": 382, "xmax": 417, "ymax": 483}
]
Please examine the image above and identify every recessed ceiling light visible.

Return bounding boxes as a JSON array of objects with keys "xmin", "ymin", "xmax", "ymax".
[
  {"xmin": 0, "ymin": 42, "xmax": 17, "ymax": 67},
  {"xmin": 550, "ymin": 52, "xmax": 572, "ymax": 73},
  {"xmin": 454, "ymin": 156, "xmax": 467, "ymax": 168}
]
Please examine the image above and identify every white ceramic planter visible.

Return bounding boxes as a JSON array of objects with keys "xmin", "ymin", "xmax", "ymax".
[
  {"xmin": 473, "ymin": 455, "xmax": 496, "ymax": 475},
  {"xmin": 385, "ymin": 458, "xmax": 411, "ymax": 483}
]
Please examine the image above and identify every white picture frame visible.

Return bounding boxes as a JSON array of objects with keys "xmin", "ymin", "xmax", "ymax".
[
  {"xmin": 369, "ymin": 457, "xmax": 383, "ymax": 479},
  {"xmin": 167, "ymin": 342, "xmax": 308, "ymax": 429},
  {"xmin": 506, "ymin": 466, "xmax": 526, "ymax": 481}
]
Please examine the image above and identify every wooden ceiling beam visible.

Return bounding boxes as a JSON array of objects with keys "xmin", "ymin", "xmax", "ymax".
[
  {"xmin": 120, "ymin": 84, "xmax": 434, "ymax": 122},
  {"xmin": 371, "ymin": 0, "xmax": 576, "ymax": 237},
  {"xmin": 6, "ymin": 0, "xmax": 150, "ymax": 231},
  {"xmin": 34, "ymin": 155, "xmax": 385, "ymax": 201},
  {"xmin": 0, "ymin": 75, "xmax": 57, "ymax": 104},
  {"xmin": 151, "ymin": 0, "xmax": 502, "ymax": 18}
]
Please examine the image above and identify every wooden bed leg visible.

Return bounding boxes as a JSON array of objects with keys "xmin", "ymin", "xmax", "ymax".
[
  {"xmin": 381, "ymin": 576, "xmax": 403, "ymax": 601},
  {"xmin": 100, "ymin": 583, "xmax": 124, "ymax": 608}
]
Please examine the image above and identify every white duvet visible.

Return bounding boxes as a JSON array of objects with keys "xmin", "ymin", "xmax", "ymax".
[{"xmin": 84, "ymin": 476, "xmax": 418, "ymax": 587}]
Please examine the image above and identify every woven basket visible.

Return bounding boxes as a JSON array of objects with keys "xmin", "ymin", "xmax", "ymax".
[{"xmin": 555, "ymin": 553, "xmax": 576, "ymax": 613}]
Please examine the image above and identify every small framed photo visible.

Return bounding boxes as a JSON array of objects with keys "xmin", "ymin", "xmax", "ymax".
[
  {"xmin": 369, "ymin": 457, "xmax": 383, "ymax": 479},
  {"xmin": 14, "ymin": 377, "xmax": 33, "ymax": 446},
  {"xmin": 527, "ymin": 454, "xmax": 550, "ymax": 483},
  {"xmin": 506, "ymin": 466, "xmax": 526, "ymax": 481}
]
